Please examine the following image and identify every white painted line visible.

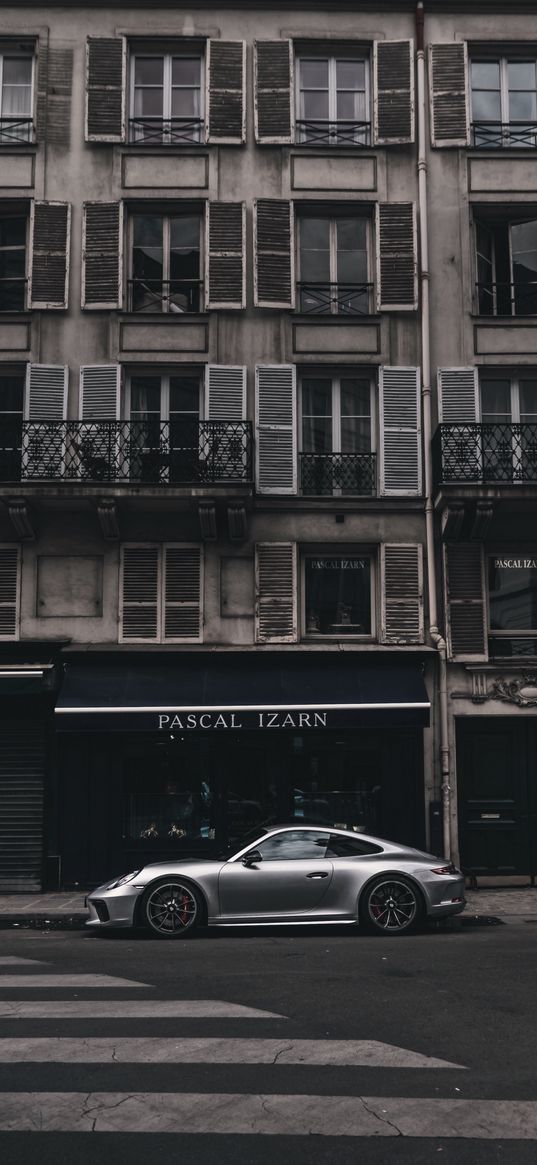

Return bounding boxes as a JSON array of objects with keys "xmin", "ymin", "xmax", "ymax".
[
  {"xmin": 0, "ymin": 975, "xmax": 148, "ymax": 989},
  {"xmin": 0, "ymin": 1094, "xmax": 535, "ymax": 1137},
  {"xmin": 0, "ymin": 1000, "xmax": 285, "ymax": 1019},
  {"xmin": 0, "ymin": 1038, "xmax": 465, "ymax": 1069},
  {"xmin": 0, "ymin": 958, "xmax": 47, "ymax": 967}
]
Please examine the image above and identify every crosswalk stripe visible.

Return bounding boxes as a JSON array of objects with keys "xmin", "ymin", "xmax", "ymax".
[
  {"xmin": 0, "ymin": 974, "xmax": 148, "ymax": 989},
  {"xmin": 0, "ymin": 1037, "xmax": 465, "ymax": 1069},
  {"xmin": 0, "ymin": 1093, "xmax": 535, "ymax": 1137},
  {"xmin": 0, "ymin": 958, "xmax": 46, "ymax": 966},
  {"xmin": 0, "ymin": 1000, "xmax": 284, "ymax": 1019}
]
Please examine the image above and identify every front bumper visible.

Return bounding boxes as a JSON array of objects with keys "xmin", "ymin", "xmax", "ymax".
[{"xmin": 85, "ymin": 883, "xmax": 143, "ymax": 929}]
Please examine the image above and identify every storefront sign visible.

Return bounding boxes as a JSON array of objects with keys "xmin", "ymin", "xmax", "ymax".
[
  {"xmin": 494, "ymin": 559, "xmax": 537, "ymax": 569},
  {"xmin": 157, "ymin": 710, "xmax": 329, "ymax": 730}
]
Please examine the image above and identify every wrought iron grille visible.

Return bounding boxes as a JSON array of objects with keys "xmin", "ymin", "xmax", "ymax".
[
  {"xmin": 127, "ymin": 278, "xmax": 203, "ymax": 314},
  {"xmin": 0, "ymin": 118, "xmax": 33, "ymax": 145},
  {"xmin": 475, "ymin": 281, "xmax": 537, "ymax": 316},
  {"xmin": 128, "ymin": 117, "xmax": 204, "ymax": 144},
  {"xmin": 9, "ymin": 421, "xmax": 252, "ymax": 485},
  {"xmin": 296, "ymin": 282, "xmax": 373, "ymax": 315},
  {"xmin": 300, "ymin": 452, "xmax": 376, "ymax": 495},
  {"xmin": 472, "ymin": 121, "xmax": 537, "ymax": 148},
  {"xmin": 0, "ymin": 277, "xmax": 27, "ymax": 312},
  {"xmin": 295, "ymin": 120, "xmax": 371, "ymax": 146},
  {"xmin": 433, "ymin": 424, "xmax": 537, "ymax": 485}
]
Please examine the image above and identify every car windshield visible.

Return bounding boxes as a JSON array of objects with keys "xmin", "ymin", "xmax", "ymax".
[{"xmin": 222, "ymin": 824, "xmax": 272, "ymax": 859}]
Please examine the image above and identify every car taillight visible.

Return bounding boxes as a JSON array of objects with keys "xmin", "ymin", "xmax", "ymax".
[{"xmin": 431, "ymin": 863, "xmax": 459, "ymax": 875}]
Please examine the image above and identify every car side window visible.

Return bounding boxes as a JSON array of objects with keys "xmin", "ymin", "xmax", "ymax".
[
  {"xmin": 326, "ymin": 834, "xmax": 383, "ymax": 857},
  {"xmin": 255, "ymin": 830, "xmax": 330, "ymax": 861}
]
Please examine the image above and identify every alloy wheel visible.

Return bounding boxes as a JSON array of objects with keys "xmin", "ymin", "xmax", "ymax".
[
  {"xmin": 364, "ymin": 878, "xmax": 419, "ymax": 934},
  {"xmin": 143, "ymin": 881, "xmax": 199, "ymax": 937}
]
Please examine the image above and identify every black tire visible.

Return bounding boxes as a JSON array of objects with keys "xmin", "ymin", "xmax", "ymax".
[
  {"xmin": 140, "ymin": 879, "xmax": 203, "ymax": 939},
  {"xmin": 359, "ymin": 875, "xmax": 423, "ymax": 935}
]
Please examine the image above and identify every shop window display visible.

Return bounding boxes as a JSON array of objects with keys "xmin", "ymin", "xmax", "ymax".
[{"xmin": 305, "ymin": 555, "xmax": 372, "ymax": 635}]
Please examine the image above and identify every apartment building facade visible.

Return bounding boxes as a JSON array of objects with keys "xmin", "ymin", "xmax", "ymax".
[{"xmin": 0, "ymin": 0, "xmax": 535, "ymax": 890}]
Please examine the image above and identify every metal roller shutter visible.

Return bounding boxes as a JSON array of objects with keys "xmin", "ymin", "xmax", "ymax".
[{"xmin": 0, "ymin": 719, "xmax": 46, "ymax": 891}]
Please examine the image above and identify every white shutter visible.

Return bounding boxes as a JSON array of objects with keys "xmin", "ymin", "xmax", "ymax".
[
  {"xmin": 82, "ymin": 202, "xmax": 123, "ymax": 309},
  {"xmin": 120, "ymin": 545, "xmax": 160, "ymax": 642},
  {"xmin": 373, "ymin": 40, "xmax": 415, "ymax": 145},
  {"xmin": 22, "ymin": 365, "xmax": 68, "ymax": 481},
  {"xmin": 379, "ymin": 367, "xmax": 422, "ymax": 496},
  {"xmin": 163, "ymin": 545, "xmax": 202, "ymax": 643},
  {"xmin": 255, "ymin": 364, "xmax": 297, "ymax": 495},
  {"xmin": 254, "ymin": 40, "xmax": 293, "ymax": 144},
  {"xmin": 28, "ymin": 202, "xmax": 71, "ymax": 310},
  {"xmin": 79, "ymin": 365, "xmax": 121, "ymax": 419},
  {"xmin": 254, "ymin": 199, "xmax": 295, "ymax": 309},
  {"xmin": 85, "ymin": 36, "xmax": 126, "ymax": 143},
  {"xmin": 380, "ymin": 544, "xmax": 424, "ymax": 644},
  {"xmin": 0, "ymin": 547, "xmax": 20, "ymax": 640},
  {"xmin": 444, "ymin": 543, "xmax": 487, "ymax": 662},
  {"xmin": 206, "ymin": 202, "xmax": 246, "ymax": 309},
  {"xmin": 207, "ymin": 40, "xmax": 246, "ymax": 144},
  {"xmin": 429, "ymin": 43, "xmax": 470, "ymax": 148},
  {"xmin": 255, "ymin": 542, "xmax": 297, "ymax": 643},
  {"xmin": 376, "ymin": 203, "xmax": 418, "ymax": 311},
  {"xmin": 438, "ymin": 368, "xmax": 479, "ymax": 423},
  {"xmin": 205, "ymin": 366, "xmax": 246, "ymax": 421}
]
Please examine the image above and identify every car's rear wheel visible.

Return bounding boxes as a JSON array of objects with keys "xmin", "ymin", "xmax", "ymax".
[
  {"xmin": 359, "ymin": 876, "xmax": 422, "ymax": 935},
  {"xmin": 140, "ymin": 880, "xmax": 202, "ymax": 938}
]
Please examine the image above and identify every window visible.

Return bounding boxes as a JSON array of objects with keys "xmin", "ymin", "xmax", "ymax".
[
  {"xmin": 297, "ymin": 212, "xmax": 370, "ymax": 314},
  {"xmin": 474, "ymin": 213, "xmax": 537, "ymax": 316},
  {"xmin": 120, "ymin": 543, "xmax": 202, "ymax": 643},
  {"xmin": 126, "ymin": 372, "xmax": 202, "ymax": 482},
  {"xmin": 0, "ymin": 51, "xmax": 33, "ymax": 144},
  {"xmin": 480, "ymin": 375, "xmax": 537, "ymax": 482},
  {"xmin": 0, "ymin": 370, "xmax": 23, "ymax": 480},
  {"xmin": 254, "ymin": 829, "xmax": 330, "ymax": 861},
  {"xmin": 300, "ymin": 373, "xmax": 375, "ymax": 495},
  {"xmin": 326, "ymin": 834, "xmax": 383, "ymax": 857},
  {"xmin": 129, "ymin": 211, "xmax": 202, "ymax": 313},
  {"xmin": 488, "ymin": 555, "xmax": 537, "ymax": 657},
  {"xmin": 471, "ymin": 57, "xmax": 537, "ymax": 148},
  {"xmin": 130, "ymin": 49, "xmax": 203, "ymax": 143},
  {"xmin": 296, "ymin": 53, "xmax": 369, "ymax": 146},
  {"xmin": 0, "ymin": 211, "xmax": 26, "ymax": 310},
  {"xmin": 304, "ymin": 554, "xmax": 372, "ymax": 637}
]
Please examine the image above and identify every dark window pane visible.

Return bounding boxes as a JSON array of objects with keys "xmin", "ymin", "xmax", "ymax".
[
  {"xmin": 170, "ymin": 215, "xmax": 200, "ymax": 250},
  {"xmin": 340, "ymin": 379, "xmax": 370, "ymax": 416},
  {"xmin": 472, "ymin": 91, "xmax": 501, "ymax": 121},
  {"xmin": 302, "ymin": 379, "xmax": 332, "ymax": 417},
  {"xmin": 305, "ymin": 556, "xmax": 371, "ymax": 635},
  {"xmin": 134, "ymin": 88, "xmax": 164, "ymax": 118},
  {"xmin": 327, "ymin": 834, "xmax": 383, "ymax": 857},
  {"xmin": 133, "ymin": 215, "xmax": 163, "ymax": 249},
  {"xmin": 0, "ymin": 375, "xmax": 23, "ymax": 413},
  {"xmin": 169, "ymin": 377, "xmax": 200, "ymax": 413},
  {"xmin": 256, "ymin": 829, "xmax": 330, "ymax": 860},
  {"xmin": 471, "ymin": 61, "xmax": 500, "ymax": 89},
  {"xmin": 299, "ymin": 218, "xmax": 330, "ymax": 250},
  {"xmin": 300, "ymin": 60, "xmax": 329, "ymax": 88},
  {"xmin": 489, "ymin": 557, "xmax": 537, "ymax": 632},
  {"xmin": 509, "ymin": 91, "xmax": 537, "ymax": 121},
  {"xmin": 302, "ymin": 91, "xmax": 330, "ymax": 120},
  {"xmin": 0, "ymin": 216, "xmax": 26, "ymax": 248},
  {"xmin": 172, "ymin": 57, "xmax": 201, "ymax": 86},
  {"xmin": 3, "ymin": 57, "xmax": 32, "ymax": 86},
  {"xmin": 507, "ymin": 61, "xmax": 537, "ymax": 90},
  {"xmin": 519, "ymin": 381, "xmax": 537, "ymax": 419},
  {"xmin": 130, "ymin": 377, "xmax": 162, "ymax": 415},
  {"xmin": 134, "ymin": 57, "xmax": 164, "ymax": 86},
  {"xmin": 336, "ymin": 60, "xmax": 364, "ymax": 89}
]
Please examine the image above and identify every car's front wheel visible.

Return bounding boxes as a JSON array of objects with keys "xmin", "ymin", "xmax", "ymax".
[
  {"xmin": 140, "ymin": 880, "xmax": 203, "ymax": 938},
  {"xmin": 359, "ymin": 876, "xmax": 422, "ymax": 935}
]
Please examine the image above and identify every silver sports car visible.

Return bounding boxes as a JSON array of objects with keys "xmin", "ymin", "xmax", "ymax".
[{"xmin": 86, "ymin": 824, "xmax": 466, "ymax": 937}]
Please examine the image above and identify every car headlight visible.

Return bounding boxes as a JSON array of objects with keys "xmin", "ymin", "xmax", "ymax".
[{"xmin": 104, "ymin": 869, "xmax": 141, "ymax": 890}]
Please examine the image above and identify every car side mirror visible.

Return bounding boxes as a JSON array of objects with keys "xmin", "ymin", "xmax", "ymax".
[{"xmin": 242, "ymin": 849, "xmax": 262, "ymax": 866}]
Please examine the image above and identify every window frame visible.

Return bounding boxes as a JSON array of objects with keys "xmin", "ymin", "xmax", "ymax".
[
  {"xmin": 295, "ymin": 48, "xmax": 370, "ymax": 146},
  {"xmin": 296, "ymin": 206, "xmax": 372, "ymax": 316},
  {"xmin": 301, "ymin": 548, "xmax": 376, "ymax": 641},
  {"xmin": 486, "ymin": 550, "xmax": 537, "ymax": 643},
  {"xmin": 298, "ymin": 369, "xmax": 375, "ymax": 456},
  {"xmin": 128, "ymin": 44, "xmax": 205, "ymax": 144},
  {"xmin": 0, "ymin": 47, "xmax": 35, "ymax": 146},
  {"xmin": 127, "ymin": 206, "xmax": 204, "ymax": 314},
  {"xmin": 0, "ymin": 206, "xmax": 28, "ymax": 313},
  {"xmin": 470, "ymin": 52, "xmax": 537, "ymax": 148},
  {"xmin": 472, "ymin": 210, "xmax": 537, "ymax": 317}
]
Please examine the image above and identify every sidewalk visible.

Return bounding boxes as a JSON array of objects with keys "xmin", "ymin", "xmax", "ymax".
[{"xmin": 0, "ymin": 888, "xmax": 536, "ymax": 926}]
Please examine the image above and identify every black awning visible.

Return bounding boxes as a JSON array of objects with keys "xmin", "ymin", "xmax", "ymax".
[{"xmin": 55, "ymin": 656, "xmax": 430, "ymax": 732}]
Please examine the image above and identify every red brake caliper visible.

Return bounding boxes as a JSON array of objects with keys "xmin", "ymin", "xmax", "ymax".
[{"xmin": 179, "ymin": 893, "xmax": 190, "ymax": 924}]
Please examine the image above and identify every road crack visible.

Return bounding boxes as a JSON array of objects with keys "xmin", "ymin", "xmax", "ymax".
[
  {"xmin": 360, "ymin": 1096, "xmax": 403, "ymax": 1136},
  {"xmin": 271, "ymin": 1042, "xmax": 295, "ymax": 1065}
]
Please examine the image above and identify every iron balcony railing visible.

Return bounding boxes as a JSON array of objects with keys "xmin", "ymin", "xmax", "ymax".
[
  {"xmin": 0, "ymin": 117, "xmax": 33, "ymax": 145},
  {"xmin": 128, "ymin": 117, "xmax": 204, "ymax": 144},
  {"xmin": 433, "ymin": 424, "xmax": 537, "ymax": 485},
  {"xmin": 472, "ymin": 121, "xmax": 537, "ymax": 149},
  {"xmin": 296, "ymin": 282, "xmax": 373, "ymax": 316},
  {"xmin": 127, "ymin": 278, "xmax": 203, "ymax": 314},
  {"xmin": 0, "ymin": 421, "xmax": 252, "ymax": 485},
  {"xmin": 475, "ymin": 280, "xmax": 537, "ymax": 317},
  {"xmin": 295, "ymin": 119, "xmax": 371, "ymax": 147},
  {"xmin": 300, "ymin": 452, "xmax": 376, "ymax": 496}
]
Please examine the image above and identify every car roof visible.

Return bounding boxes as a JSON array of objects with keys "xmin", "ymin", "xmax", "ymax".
[{"xmin": 260, "ymin": 823, "xmax": 392, "ymax": 847}]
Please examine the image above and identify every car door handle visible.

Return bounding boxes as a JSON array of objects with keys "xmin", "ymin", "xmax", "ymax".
[{"xmin": 306, "ymin": 872, "xmax": 329, "ymax": 879}]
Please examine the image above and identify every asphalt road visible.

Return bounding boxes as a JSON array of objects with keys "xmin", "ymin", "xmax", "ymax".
[{"xmin": 0, "ymin": 917, "xmax": 535, "ymax": 1163}]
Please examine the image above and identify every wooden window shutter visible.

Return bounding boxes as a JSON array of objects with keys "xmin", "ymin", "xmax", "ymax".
[
  {"xmin": 373, "ymin": 40, "xmax": 415, "ymax": 145},
  {"xmin": 120, "ymin": 545, "xmax": 160, "ymax": 642},
  {"xmin": 28, "ymin": 202, "xmax": 71, "ymax": 310},
  {"xmin": 376, "ymin": 203, "xmax": 418, "ymax": 311},
  {"xmin": 254, "ymin": 40, "xmax": 293, "ymax": 144},
  {"xmin": 82, "ymin": 202, "xmax": 123, "ymax": 309},
  {"xmin": 206, "ymin": 202, "xmax": 246, "ymax": 309},
  {"xmin": 0, "ymin": 547, "xmax": 20, "ymax": 640},
  {"xmin": 429, "ymin": 43, "xmax": 469, "ymax": 148},
  {"xmin": 205, "ymin": 366, "xmax": 246, "ymax": 421},
  {"xmin": 163, "ymin": 545, "xmax": 203, "ymax": 642},
  {"xmin": 381, "ymin": 544, "xmax": 424, "ymax": 644},
  {"xmin": 79, "ymin": 366, "xmax": 121, "ymax": 419},
  {"xmin": 254, "ymin": 199, "xmax": 294, "ymax": 309},
  {"xmin": 255, "ymin": 542, "xmax": 297, "ymax": 643},
  {"xmin": 444, "ymin": 543, "xmax": 487, "ymax": 661},
  {"xmin": 207, "ymin": 40, "xmax": 245, "ymax": 144},
  {"xmin": 438, "ymin": 368, "xmax": 479, "ymax": 423},
  {"xmin": 22, "ymin": 364, "xmax": 68, "ymax": 482},
  {"xmin": 85, "ymin": 36, "xmax": 126, "ymax": 142},
  {"xmin": 379, "ymin": 366, "xmax": 422, "ymax": 496},
  {"xmin": 255, "ymin": 364, "xmax": 297, "ymax": 495}
]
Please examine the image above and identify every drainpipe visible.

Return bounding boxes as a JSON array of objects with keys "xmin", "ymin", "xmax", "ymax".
[{"xmin": 415, "ymin": 1, "xmax": 452, "ymax": 860}]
